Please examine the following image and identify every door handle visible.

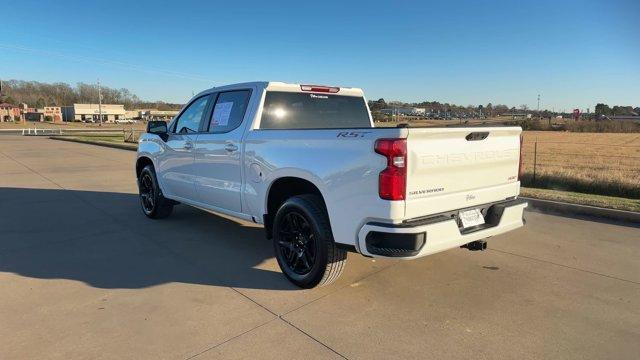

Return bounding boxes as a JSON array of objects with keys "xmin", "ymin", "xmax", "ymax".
[
  {"xmin": 224, "ymin": 143, "xmax": 238, "ymax": 152},
  {"xmin": 183, "ymin": 141, "xmax": 193, "ymax": 150}
]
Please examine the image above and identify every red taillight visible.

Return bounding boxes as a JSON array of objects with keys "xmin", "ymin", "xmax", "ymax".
[
  {"xmin": 300, "ymin": 85, "xmax": 340, "ymax": 93},
  {"xmin": 375, "ymin": 138, "xmax": 407, "ymax": 200},
  {"xmin": 518, "ymin": 134, "xmax": 524, "ymax": 181}
]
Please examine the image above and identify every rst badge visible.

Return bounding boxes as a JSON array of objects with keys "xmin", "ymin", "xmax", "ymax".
[{"xmin": 336, "ymin": 131, "xmax": 371, "ymax": 138}]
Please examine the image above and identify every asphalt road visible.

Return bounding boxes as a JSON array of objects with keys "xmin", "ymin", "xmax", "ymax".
[{"xmin": 1, "ymin": 136, "xmax": 638, "ymax": 360}]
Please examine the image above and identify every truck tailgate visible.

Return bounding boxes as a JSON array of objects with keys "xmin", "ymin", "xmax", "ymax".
[{"xmin": 404, "ymin": 127, "xmax": 522, "ymax": 219}]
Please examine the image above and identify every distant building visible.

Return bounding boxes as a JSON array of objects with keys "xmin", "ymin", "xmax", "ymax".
[
  {"xmin": 380, "ymin": 107, "xmax": 426, "ymax": 116},
  {"xmin": 62, "ymin": 104, "xmax": 126, "ymax": 122},
  {"xmin": 0, "ymin": 102, "xmax": 55, "ymax": 122},
  {"xmin": 608, "ymin": 115, "xmax": 640, "ymax": 121},
  {"xmin": 24, "ymin": 112, "xmax": 44, "ymax": 122},
  {"xmin": 140, "ymin": 109, "xmax": 180, "ymax": 121},
  {"xmin": 499, "ymin": 113, "xmax": 532, "ymax": 119},
  {"xmin": 41, "ymin": 106, "xmax": 63, "ymax": 122},
  {"xmin": 125, "ymin": 110, "xmax": 141, "ymax": 120},
  {"xmin": 122, "ymin": 109, "xmax": 179, "ymax": 121},
  {"xmin": 0, "ymin": 103, "xmax": 20, "ymax": 121}
]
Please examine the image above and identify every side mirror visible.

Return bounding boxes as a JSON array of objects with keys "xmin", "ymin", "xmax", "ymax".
[{"xmin": 146, "ymin": 120, "xmax": 168, "ymax": 141}]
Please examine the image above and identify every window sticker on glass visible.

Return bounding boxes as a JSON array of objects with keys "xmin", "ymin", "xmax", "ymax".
[{"xmin": 212, "ymin": 102, "xmax": 234, "ymax": 126}]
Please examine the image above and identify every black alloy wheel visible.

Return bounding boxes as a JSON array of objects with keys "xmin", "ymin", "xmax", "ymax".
[
  {"xmin": 139, "ymin": 172, "xmax": 155, "ymax": 214},
  {"xmin": 138, "ymin": 164, "xmax": 173, "ymax": 219},
  {"xmin": 272, "ymin": 195, "xmax": 347, "ymax": 288},
  {"xmin": 276, "ymin": 212, "xmax": 317, "ymax": 275}
]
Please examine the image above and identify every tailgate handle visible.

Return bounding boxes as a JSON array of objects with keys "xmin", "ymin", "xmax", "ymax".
[{"xmin": 465, "ymin": 132, "xmax": 489, "ymax": 141}]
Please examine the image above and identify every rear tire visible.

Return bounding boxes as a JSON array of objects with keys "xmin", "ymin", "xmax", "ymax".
[
  {"xmin": 272, "ymin": 194, "xmax": 346, "ymax": 288},
  {"xmin": 138, "ymin": 165, "xmax": 173, "ymax": 219}
]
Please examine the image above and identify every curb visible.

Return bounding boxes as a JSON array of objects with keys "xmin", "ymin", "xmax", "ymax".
[
  {"xmin": 522, "ymin": 197, "xmax": 640, "ymax": 224},
  {"xmin": 49, "ymin": 136, "xmax": 137, "ymax": 151}
]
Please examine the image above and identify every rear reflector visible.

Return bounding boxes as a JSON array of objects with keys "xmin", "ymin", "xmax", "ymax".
[
  {"xmin": 300, "ymin": 85, "xmax": 340, "ymax": 93},
  {"xmin": 375, "ymin": 138, "xmax": 407, "ymax": 200}
]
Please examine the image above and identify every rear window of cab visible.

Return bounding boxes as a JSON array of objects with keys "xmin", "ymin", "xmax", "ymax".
[{"xmin": 259, "ymin": 91, "xmax": 371, "ymax": 129}]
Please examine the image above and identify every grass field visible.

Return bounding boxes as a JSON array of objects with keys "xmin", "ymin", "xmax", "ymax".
[
  {"xmin": 521, "ymin": 131, "xmax": 640, "ymax": 199},
  {"xmin": 520, "ymin": 187, "xmax": 640, "ymax": 212},
  {"xmin": 70, "ymin": 135, "xmax": 126, "ymax": 143},
  {"xmin": 0, "ymin": 121, "xmax": 146, "ymax": 130},
  {"xmin": 49, "ymin": 135, "xmax": 138, "ymax": 151}
]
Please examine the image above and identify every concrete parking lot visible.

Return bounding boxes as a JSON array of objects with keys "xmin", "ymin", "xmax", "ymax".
[{"xmin": 1, "ymin": 135, "xmax": 639, "ymax": 359}]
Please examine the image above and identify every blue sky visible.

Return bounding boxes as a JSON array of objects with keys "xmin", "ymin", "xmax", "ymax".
[{"xmin": 1, "ymin": 0, "xmax": 638, "ymax": 110}]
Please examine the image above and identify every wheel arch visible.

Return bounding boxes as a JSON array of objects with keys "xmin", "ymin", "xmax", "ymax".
[
  {"xmin": 135, "ymin": 156, "xmax": 154, "ymax": 179},
  {"xmin": 263, "ymin": 176, "xmax": 329, "ymax": 238}
]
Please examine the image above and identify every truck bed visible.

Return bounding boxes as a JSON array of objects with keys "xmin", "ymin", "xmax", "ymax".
[{"xmin": 243, "ymin": 126, "xmax": 522, "ymax": 247}]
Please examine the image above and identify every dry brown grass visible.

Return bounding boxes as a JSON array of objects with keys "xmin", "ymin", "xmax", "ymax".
[{"xmin": 521, "ymin": 131, "xmax": 639, "ymax": 198}]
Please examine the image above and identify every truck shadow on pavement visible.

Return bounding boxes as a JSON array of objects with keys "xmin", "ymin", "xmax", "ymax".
[{"xmin": 0, "ymin": 187, "xmax": 300, "ymax": 291}]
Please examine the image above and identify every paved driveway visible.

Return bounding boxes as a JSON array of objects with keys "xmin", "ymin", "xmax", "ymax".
[{"xmin": 1, "ymin": 136, "xmax": 638, "ymax": 359}]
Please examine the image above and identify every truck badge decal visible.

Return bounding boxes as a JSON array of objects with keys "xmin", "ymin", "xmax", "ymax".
[
  {"xmin": 336, "ymin": 131, "xmax": 371, "ymax": 138},
  {"xmin": 421, "ymin": 149, "xmax": 518, "ymax": 166},
  {"xmin": 408, "ymin": 187, "xmax": 444, "ymax": 196}
]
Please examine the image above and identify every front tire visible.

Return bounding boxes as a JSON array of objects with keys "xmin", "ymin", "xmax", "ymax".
[
  {"xmin": 272, "ymin": 195, "xmax": 347, "ymax": 288},
  {"xmin": 138, "ymin": 165, "xmax": 173, "ymax": 219}
]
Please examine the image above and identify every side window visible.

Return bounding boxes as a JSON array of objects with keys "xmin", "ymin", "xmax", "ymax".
[
  {"xmin": 208, "ymin": 90, "xmax": 251, "ymax": 133},
  {"xmin": 173, "ymin": 95, "xmax": 210, "ymax": 134}
]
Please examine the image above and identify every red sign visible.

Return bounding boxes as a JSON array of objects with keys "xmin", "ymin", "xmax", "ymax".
[{"xmin": 572, "ymin": 109, "xmax": 581, "ymax": 120}]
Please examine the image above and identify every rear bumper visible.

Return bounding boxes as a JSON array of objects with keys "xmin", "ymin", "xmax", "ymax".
[{"xmin": 357, "ymin": 199, "xmax": 527, "ymax": 258}]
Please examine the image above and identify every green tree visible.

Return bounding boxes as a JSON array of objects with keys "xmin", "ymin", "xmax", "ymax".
[
  {"xmin": 612, "ymin": 106, "xmax": 635, "ymax": 116},
  {"xmin": 485, "ymin": 103, "xmax": 493, "ymax": 117},
  {"xmin": 368, "ymin": 98, "xmax": 387, "ymax": 111},
  {"xmin": 594, "ymin": 103, "xmax": 612, "ymax": 116}
]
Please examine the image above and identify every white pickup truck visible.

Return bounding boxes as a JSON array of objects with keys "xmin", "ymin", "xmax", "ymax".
[{"xmin": 136, "ymin": 82, "xmax": 527, "ymax": 288}]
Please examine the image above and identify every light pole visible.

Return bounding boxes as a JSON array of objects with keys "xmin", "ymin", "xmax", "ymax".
[{"xmin": 97, "ymin": 79, "xmax": 103, "ymax": 125}]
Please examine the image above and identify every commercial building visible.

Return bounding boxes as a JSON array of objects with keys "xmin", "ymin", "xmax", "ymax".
[
  {"xmin": 123, "ymin": 109, "xmax": 179, "ymax": 121},
  {"xmin": 609, "ymin": 115, "xmax": 640, "ymax": 121},
  {"xmin": 140, "ymin": 109, "xmax": 180, "ymax": 121},
  {"xmin": 41, "ymin": 106, "xmax": 63, "ymax": 122},
  {"xmin": 24, "ymin": 112, "xmax": 44, "ymax": 122},
  {"xmin": 499, "ymin": 113, "xmax": 532, "ymax": 119},
  {"xmin": 1, "ymin": 103, "xmax": 63, "ymax": 122},
  {"xmin": 125, "ymin": 110, "xmax": 141, "ymax": 120},
  {"xmin": 61, "ymin": 104, "xmax": 126, "ymax": 122},
  {"xmin": 0, "ymin": 103, "xmax": 20, "ymax": 121}
]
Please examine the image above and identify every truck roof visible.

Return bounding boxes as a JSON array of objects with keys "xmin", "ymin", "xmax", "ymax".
[{"xmin": 197, "ymin": 81, "xmax": 365, "ymax": 98}]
